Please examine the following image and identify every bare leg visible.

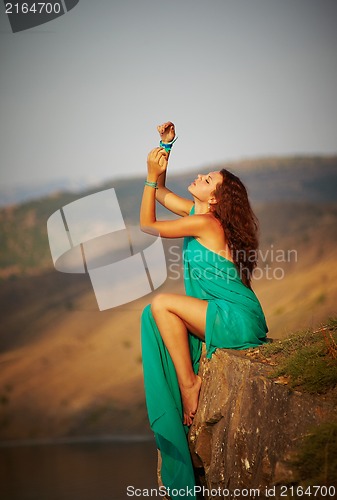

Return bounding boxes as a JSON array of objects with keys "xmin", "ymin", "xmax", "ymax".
[{"xmin": 151, "ymin": 293, "xmax": 207, "ymax": 426}]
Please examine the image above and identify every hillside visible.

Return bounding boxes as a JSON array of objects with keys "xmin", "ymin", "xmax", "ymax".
[
  {"xmin": 1, "ymin": 154, "xmax": 336, "ymax": 275},
  {"xmin": 0, "ymin": 155, "xmax": 336, "ymax": 441}
]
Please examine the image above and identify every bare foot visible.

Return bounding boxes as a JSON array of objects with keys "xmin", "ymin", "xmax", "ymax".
[
  {"xmin": 180, "ymin": 375, "xmax": 202, "ymax": 426},
  {"xmin": 157, "ymin": 121, "xmax": 175, "ymax": 144}
]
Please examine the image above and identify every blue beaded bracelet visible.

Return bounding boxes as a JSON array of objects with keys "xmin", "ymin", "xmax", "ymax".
[
  {"xmin": 160, "ymin": 135, "xmax": 178, "ymax": 153},
  {"xmin": 145, "ymin": 180, "xmax": 158, "ymax": 189}
]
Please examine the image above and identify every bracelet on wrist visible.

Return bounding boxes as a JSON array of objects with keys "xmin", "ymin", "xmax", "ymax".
[
  {"xmin": 145, "ymin": 180, "xmax": 158, "ymax": 189},
  {"xmin": 160, "ymin": 135, "xmax": 178, "ymax": 153}
]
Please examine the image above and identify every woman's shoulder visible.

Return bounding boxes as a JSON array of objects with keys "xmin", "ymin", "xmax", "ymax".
[
  {"xmin": 188, "ymin": 212, "xmax": 219, "ymax": 230},
  {"xmin": 195, "ymin": 213, "xmax": 230, "ymax": 255},
  {"xmin": 186, "ymin": 211, "xmax": 223, "ymax": 232}
]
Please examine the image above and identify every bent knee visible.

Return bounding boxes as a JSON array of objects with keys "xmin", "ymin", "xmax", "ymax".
[{"xmin": 151, "ymin": 293, "xmax": 171, "ymax": 316}]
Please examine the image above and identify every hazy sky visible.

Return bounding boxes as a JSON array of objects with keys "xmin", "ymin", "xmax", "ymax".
[{"xmin": 1, "ymin": 0, "xmax": 337, "ymax": 187}]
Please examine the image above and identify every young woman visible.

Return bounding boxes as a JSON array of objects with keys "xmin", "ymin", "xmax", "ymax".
[{"xmin": 140, "ymin": 122, "xmax": 268, "ymax": 497}]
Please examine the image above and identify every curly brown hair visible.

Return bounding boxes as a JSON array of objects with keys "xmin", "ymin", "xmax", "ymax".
[{"xmin": 212, "ymin": 169, "xmax": 259, "ymax": 288}]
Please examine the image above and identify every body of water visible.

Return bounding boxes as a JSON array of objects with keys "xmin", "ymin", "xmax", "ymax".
[{"xmin": 0, "ymin": 437, "xmax": 158, "ymax": 500}]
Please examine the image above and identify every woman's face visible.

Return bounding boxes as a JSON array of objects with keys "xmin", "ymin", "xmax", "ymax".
[{"xmin": 188, "ymin": 171, "xmax": 223, "ymax": 202}]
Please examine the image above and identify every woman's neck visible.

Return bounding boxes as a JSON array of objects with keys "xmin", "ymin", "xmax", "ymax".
[{"xmin": 193, "ymin": 199, "xmax": 209, "ymax": 214}]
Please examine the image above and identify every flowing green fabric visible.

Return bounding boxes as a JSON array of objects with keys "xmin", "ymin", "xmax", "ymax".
[
  {"xmin": 141, "ymin": 305, "xmax": 201, "ymax": 498},
  {"xmin": 141, "ymin": 208, "xmax": 268, "ymax": 498}
]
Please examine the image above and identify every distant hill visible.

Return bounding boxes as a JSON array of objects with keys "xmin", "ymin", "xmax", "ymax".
[
  {"xmin": 1, "ymin": 154, "xmax": 336, "ymax": 208},
  {"xmin": 101, "ymin": 154, "xmax": 337, "ymax": 222},
  {"xmin": 0, "ymin": 155, "xmax": 336, "ymax": 276},
  {"xmin": 0, "ymin": 177, "xmax": 98, "ymax": 208}
]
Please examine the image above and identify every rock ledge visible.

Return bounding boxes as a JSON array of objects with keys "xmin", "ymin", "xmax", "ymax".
[{"xmin": 189, "ymin": 348, "xmax": 334, "ymax": 495}]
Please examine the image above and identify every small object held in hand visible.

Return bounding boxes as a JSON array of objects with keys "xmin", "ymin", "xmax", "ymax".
[
  {"xmin": 160, "ymin": 136, "xmax": 178, "ymax": 153},
  {"xmin": 145, "ymin": 180, "xmax": 158, "ymax": 189}
]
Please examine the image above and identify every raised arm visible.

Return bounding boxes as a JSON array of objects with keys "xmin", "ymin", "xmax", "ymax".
[
  {"xmin": 140, "ymin": 148, "xmax": 209, "ymax": 239},
  {"xmin": 156, "ymin": 122, "xmax": 193, "ymax": 217}
]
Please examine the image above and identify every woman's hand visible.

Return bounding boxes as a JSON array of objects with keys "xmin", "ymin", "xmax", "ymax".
[
  {"xmin": 147, "ymin": 147, "xmax": 169, "ymax": 180},
  {"xmin": 157, "ymin": 121, "xmax": 175, "ymax": 143}
]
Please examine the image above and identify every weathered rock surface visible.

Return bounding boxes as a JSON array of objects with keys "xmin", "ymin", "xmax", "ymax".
[{"xmin": 189, "ymin": 348, "xmax": 335, "ymax": 497}]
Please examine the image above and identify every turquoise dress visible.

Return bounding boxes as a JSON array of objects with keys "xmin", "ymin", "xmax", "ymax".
[{"xmin": 141, "ymin": 209, "xmax": 268, "ymax": 499}]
